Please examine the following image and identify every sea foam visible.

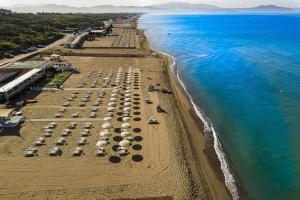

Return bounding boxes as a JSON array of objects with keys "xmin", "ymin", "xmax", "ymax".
[{"xmin": 171, "ymin": 53, "xmax": 239, "ymax": 200}]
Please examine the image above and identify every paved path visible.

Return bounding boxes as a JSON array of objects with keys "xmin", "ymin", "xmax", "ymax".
[
  {"xmin": 0, "ymin": 35, "xmax": 72, "ymax": 66},
  {"xmin": 27, "ymin": 118, "xmax": 104, "ymax": 122},
  {"xmin": 30, "ymin": 88, "xmax": 112, "ymax": 91}
]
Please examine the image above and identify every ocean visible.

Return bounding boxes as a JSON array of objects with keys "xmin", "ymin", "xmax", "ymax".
[{"xmin": 139, "ymin": 14, "xmax": 300, "ymax": 200}]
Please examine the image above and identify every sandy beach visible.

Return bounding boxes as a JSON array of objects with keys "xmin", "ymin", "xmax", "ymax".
[{"xmin": 0, "ymin": 17, "xmax": 231, "ymax": 200}]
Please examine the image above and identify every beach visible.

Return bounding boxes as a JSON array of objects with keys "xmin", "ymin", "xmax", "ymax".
[{"xmin": 0, "ymin": 16, "xmax": 231, "ymax": 200}]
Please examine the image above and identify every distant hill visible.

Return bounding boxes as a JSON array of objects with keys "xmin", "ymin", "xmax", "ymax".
[{"xmin": 2, "ymin": 2, "xmax": 299, "ymax": 13}]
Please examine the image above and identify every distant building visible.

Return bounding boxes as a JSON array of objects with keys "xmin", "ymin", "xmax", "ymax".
[
  {"xmin": 61, "ymin": 28, "xmax": 79, "ymax": 34},
  {"xmin": 0, "ymin": 61, "xmax": 72, "ymax": 101},
  {"xmin": 69, "ymin": 32, "xmax": 89, "ymax": 49},
  {"xmin": 90, "ymin": 30, "xmax": 107, "ymax": 37}
]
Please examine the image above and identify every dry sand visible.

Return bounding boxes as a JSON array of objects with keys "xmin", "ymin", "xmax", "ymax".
[{"xmin": 0, "ymin": 18, "xmax": 231, "ymax": 200}]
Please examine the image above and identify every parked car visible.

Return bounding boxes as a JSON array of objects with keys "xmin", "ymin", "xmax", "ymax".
[
  {"xmin": 26, "ymin": 47, "xmax": 38, "ymax": 52},
  {"xmin": 20, "ymin": 50, "xmax": 28, "ymax": 54},
  {"xmin": 3, "ymin": 53, "xmax": 14, "ymax": 58}
]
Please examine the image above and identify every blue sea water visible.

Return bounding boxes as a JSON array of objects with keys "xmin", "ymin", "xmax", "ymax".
[{"xmin": 139, "ymin": 14, "xmax": 300, "ymax": 200}]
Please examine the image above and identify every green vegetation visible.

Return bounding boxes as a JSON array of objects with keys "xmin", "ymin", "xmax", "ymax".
[
  {"xmin": 0, "ymin": 9, "xmax": 129, "ymax": 54},
  {"xmin": 39, "ymin": 71, "xmax": 72, "ymax": 88}
]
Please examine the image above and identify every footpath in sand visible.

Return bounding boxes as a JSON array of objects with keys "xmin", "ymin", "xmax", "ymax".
[{"xmin": 0, "ymin": 19, "xmax": 225, "ymax": 200}]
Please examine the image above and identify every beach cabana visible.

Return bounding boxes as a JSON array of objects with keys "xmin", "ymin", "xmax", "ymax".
[
  {"xmin": 95, "ymin": 148, "xmax": 106, "ymax": 156},
  {"xmin": 147, "ymin": 116, "xmax": 158, "ymax": 124},
  {"xmin": 49, "ymin": 122, "xmax": 57, "ymax": 127},
  {"xmin": 72, "ymin": 147, "xmax": 83, "ymax": 156},
  {"xmin": 77, "ymin": 137, "xmax": 87, "ymax": 145}
]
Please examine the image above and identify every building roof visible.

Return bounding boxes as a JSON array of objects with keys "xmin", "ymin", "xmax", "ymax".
[
  {"xmin": 91, "ymin": 30, "xmax": 106, "ymax": 33},
  {"xmin": 2, "ymin": 61, "xmax": 52, "ymax": 70},
  {"xmin": 0, "ymin": 68, "xmax": 42, "ymax": 93},
  {"xmin": 71, "ymin": 32, "xmax": 89, "ymax": 46}
]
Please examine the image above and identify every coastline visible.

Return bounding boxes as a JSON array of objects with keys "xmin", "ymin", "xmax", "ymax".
[{"xmin": 138, "ymin": 20, "xmax": 240, "ymax": 199}]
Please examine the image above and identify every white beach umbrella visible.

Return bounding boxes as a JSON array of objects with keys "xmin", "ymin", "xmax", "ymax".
[
  {"xmin": 104, "ymin": 77, "xmax": 109, "ymax": 80},
  {"xmin": 102, "ymin": 123, "xmax": 111, "ymax": 129},
  {"xmin": 119, "ymin": 140, "xmax": 130, "ymax": 147},
  {"xmin": 96, "ymin": 140, "xmax": 107, "ymax": 147},
  {"xmin": 110, "ymin": 98, "xmax": 117, "ymax": 102},
  {"xmin": 124, "ymin": 102, "xmax": 131, "ymax": 107},
  {"xmin": 124, "ymin": 98, "xmax": 131, "ymax": 102},
  {"xmin": 125, "ymin": 90, "xmax": 131, "ymax": 93},
  {"xmin": 112, "ymin": 89, "xmax": 119, "ymax": 93},
  {"xmin": 125, "ymin": 94, "xmax": 131, "ymax": 98},
  {"xmin": 107, "ymin": 107, "xmax": 115, "ymax": 112},
  {"xmin": 108, "ymin": 102, "xmax": 116, "ymax": 107},
  {"xmin": 126, "ymin": 86, "xmax": 131, "ymax": 90},
  {"xmin": 122, "ymin": 117, "xmax": 131, "ymax": 122},
  {"xmin": 123, "ymin": 107, "xmax": 131, "ymax": 112},
  {"xmin": 107, "ymin": 112, "xmax": 113, "ymax": 117},
  {"xmin": 103, "ymin": 117, "xmax": 112, "ymax": 122},
  {"xmin": 111, "ymin": 94, "xmax": 118, "ymax": 98},
  {"xmin": 121, "ymin": 123, "xmax": 131, "ymax": 129},
  {"xmin": 99, "ymin": 131, "xmax": 110, "ymax": 137},
  {"xmin": 121, "ymin": 131, "xmax": 131, "ymax": 138}
]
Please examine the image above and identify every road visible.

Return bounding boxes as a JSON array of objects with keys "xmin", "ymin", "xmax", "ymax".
[{"xmin": 0, "ymin": 34, "xmax": 72, "ymax": 67}]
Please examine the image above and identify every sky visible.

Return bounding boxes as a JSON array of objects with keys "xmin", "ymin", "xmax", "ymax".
[{"xmin": 0, "ymin": 0, "xmax": 299, "ymax": 8}]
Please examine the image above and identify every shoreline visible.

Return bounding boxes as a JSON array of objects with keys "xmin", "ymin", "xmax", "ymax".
[{"xmin": 138, "ymin": 19, "xmax": 241, "ymax": 199}]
